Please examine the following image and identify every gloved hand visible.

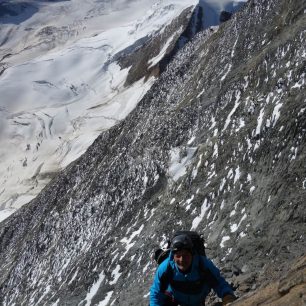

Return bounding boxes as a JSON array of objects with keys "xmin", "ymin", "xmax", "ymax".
[{"xmin": 222, "ymin": 294, "xmax": 237, "ymax": 305}]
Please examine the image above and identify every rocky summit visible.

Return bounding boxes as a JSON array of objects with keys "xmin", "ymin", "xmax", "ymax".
[{"xmin": 0, "ymin": 0, "xmax": 306, "ymax": 305}]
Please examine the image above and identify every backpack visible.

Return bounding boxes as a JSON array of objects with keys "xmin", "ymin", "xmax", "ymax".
[{"xmin": 153, "ymin": 231, "xmax": 218, "ymax": 294}]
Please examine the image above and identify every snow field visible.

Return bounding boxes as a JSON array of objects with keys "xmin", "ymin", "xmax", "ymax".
[{"xmin": 0, "ymin": 0, "xmax": 199, "ymax": 219}]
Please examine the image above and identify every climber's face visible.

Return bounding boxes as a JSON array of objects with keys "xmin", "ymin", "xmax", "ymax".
[{"xmin": 173, "ymin": 249, "xmax": 193, "ymax": 272}]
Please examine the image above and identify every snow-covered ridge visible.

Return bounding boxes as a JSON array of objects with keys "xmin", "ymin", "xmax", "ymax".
[{"xmin": 0, "ymin": 0, "xmax": 200, "ymax": 220}]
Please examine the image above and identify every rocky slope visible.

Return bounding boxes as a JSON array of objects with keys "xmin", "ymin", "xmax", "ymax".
[
  {"xmin": 232, "ymin": 255, "xmax": 306, "ymax": 306},
  {"xmin": 0, "ymin": 0, "xmax": 305, "ymax": 305}
]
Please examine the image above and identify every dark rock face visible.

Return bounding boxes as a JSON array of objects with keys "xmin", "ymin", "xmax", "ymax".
[
  {"xmin": 116, "ymin": 6, "xmax": 195, "ymax": 86},
  {"xmin": 220, "ymin": 11, "xmax": 232, "ymax": 23},
  {"xmin": 117, "ymin": 4, "xmax": 206, "ymax": 86},
  {"xmin": 0, "ymin": 0, "xmax": 306, "ymax": 305}
]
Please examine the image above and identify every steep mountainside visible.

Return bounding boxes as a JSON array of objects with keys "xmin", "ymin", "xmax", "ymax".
[{"xmin": 0, "ymin": 0, "xmax": 305, "ymax": 305}]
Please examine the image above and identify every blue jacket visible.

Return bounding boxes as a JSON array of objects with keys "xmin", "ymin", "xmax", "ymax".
[{"xmin": 150, "ymin": 253, "xmax": 234, "ymax": 306}]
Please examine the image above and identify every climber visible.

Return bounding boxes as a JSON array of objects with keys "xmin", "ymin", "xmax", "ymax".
[{"xmin": 150, "ymin": 234, "xmax": 236, "ymax": 306}]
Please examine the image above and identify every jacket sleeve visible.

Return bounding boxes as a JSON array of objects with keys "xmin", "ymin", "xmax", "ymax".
[
  {"xmin": 149, "ymin": 261, "xmax": 169, "ymax": 306},
  {"xmin": 204, "ymin": 258, "xmax": 234, "ymax": 298}
]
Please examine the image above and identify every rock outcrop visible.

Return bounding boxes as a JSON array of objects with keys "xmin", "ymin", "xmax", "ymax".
[
  {"xmin": 220, "ymin": 11, "xmax": 232, "ymax": 23},
  {"xmin": 232, "ymin": 255, "xmax": 306, "ymax": 306}
]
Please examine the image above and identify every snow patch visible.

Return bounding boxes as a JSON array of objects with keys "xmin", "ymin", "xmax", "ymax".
[
  {"xmin": 223, "ymin": 91, "xmax": 241, "ymax": 131},
  {"xmin": 231, "ymin": 36, "xmax": 239, "ymax": 58},
  {"xmin": 239, "ymin": 232, "xmax": 246, "ymax": 238},
  {"xmin": 192, "ymin": 153, "xmax": 203, "ymax": 179},
  {"xmin": 220, "ymin": 236, "xmax": 230, "ymax": 248},
  {"xmin": 188, "ymin": 136, "xmax": 196, "ymax": 145},
  {"xmin": 221, "ymin": 63, "xmax": 232, "ymax": 81},
  {"xmin": 238, "ymin": 213, "xmax": 247, "ymax": 226},
  {"xmin": 255, "ymin": 108, "xmax": 265, "ymax": 135},
  {"xmin": 191, "ymin": 198, "xmax": 210, "ymax": 230},
  {"xmin": 143, "ymin": 292, "xmax": 150, "ymax": 298},
  {"xmin": 219, "ymin": 178, "xmax": 226, "ymax": 192},
  {"xmin": 234, "ymin": 167, "xmax": 241, "ymax": 184},
  {"xmin": 109, "ymin": 265, "xmax": 122, "ymax": 285},
  {"xmin": 302, "ymin": 179, "xmax": 306, "ymax": 190},
  {"xmin": 168, "ymin": 147, "xmax": 197, "ymax": 181},
  {"xmin": 84, "ymin": 271, "xmax": 105, "ymax": 306},
  {"xmin": 185, "ymin": 195, "xmax": 194, "ymax": 211},
  {"xmin": 0, "ymin": 208, "xmax": 15, "ymax": 223},
  {"xmin": 271, "ymin": 103, "xmax": 283, "ymax": 127},
  {"xmin": 148, "ymin": 26, "xmax": 183, "ymax": 68},
  {"xmin": 51, "ymin": 299, "xmax": 60, "ymax": 306},
  {"xmin": 298, "ymin": 108, "xmax": 305, "ymax": 116},
  {"xmin": 120, "ymin": 225, "xmax": 144, "ymax": 259},
  {"xmin": 230, "ymin": 209, "xmax": 236, "ymax": 217},
  {"xmin": 212, "ymin": 143, "xmax": 218, "ymax": 158},
  {"xmin": 143, "ymin": 262, "xmax": 150, "ymax": 273},
  {"xmin": 230, "ymin": 224, "xmax": 238, "ymax": 232},
  {"xmin": 97, "ymin": 291, "xmax": 114, "ymax": 306}
]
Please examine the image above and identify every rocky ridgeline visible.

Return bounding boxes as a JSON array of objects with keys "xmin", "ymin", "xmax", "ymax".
[
  {"xmin": 116, "ymin": 6, "xmax": 195, "ymax": 86},
  {"xmin": 0, "ymin": 0, "xmax": 305, "ymax": 305},
  {"xmin": 116, "ymin": 2, "xmax": 208, "ymax": 86}
]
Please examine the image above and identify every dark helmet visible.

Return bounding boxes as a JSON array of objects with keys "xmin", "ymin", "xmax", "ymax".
[{"xmin": 171, "ymin": 234, "xmax": 193, "ymax": 253}]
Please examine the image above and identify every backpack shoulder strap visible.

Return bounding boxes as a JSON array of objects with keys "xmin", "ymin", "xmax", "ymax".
[
  {"xmin": 160, "ymin": 262, "xmax": 174, "ymax": 292},
  {"xmin": 198, "ymin": 256, "xmax": 219, "ymax": 289}
]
